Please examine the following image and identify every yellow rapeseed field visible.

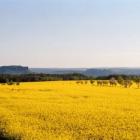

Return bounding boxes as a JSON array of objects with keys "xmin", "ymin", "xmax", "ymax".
[{"xmin": 0, "ymin": 81, "xmax": 140, "ymax": 140}]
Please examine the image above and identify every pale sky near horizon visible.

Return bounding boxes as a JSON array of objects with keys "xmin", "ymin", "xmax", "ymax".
[{"xmin": 0, "ymin": 0, "xmax": 140, "ymax": 68}]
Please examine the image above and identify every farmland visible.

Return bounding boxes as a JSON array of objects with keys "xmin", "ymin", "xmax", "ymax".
[{"xmin": 0, "ymin": 81, "xmax": 140, "ymax": 140}]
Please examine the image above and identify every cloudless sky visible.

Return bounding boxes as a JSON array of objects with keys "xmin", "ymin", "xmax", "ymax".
[{"xmin": 0, "ymin": 0, "xmax": 140, "ymax": 68}]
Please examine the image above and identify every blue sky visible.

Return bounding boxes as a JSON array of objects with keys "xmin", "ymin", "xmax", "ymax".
[{"xmin": 0, "ymin": 0, "xmax": 140, "ymax": 67}]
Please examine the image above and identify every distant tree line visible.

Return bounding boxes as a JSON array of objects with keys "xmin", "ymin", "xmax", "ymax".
[
  {"xmin": 0, "ymin": 73, "xmax": 93, "ymax": 83},
  {"xmin": 0, "ymin": 73, "xmax": 140, "ymax": 88},
  {"xmin": 96, "ymin": 74, "xmax": 140, "ymax": 82},
  {"xmin": 76, "ymin": 75, "xmax": 140, "ymax": 88},
  {"xmin": 94, "ymin": 75, "xmax": 140, "ymax": 88}
]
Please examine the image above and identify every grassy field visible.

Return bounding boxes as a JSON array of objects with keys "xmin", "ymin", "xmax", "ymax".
[{"xmin": 0, "ymin": 81, "xmax": 140, "ymax": 140}]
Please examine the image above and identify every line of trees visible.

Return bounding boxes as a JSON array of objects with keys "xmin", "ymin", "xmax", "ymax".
[
  {"xmin": 0, "ymin": 73, "xmax": 140, "ymax": 88},
  {"xmin": 97, "ymin": 75, "xmax": 140, "ymax": 88},
  {"xmin": 0, "ymin": 73, "xmax": 93, "ymax": 83},
  {"xmin": 76, "ymin": 75, "xmax": 140, "ymax": 88}
]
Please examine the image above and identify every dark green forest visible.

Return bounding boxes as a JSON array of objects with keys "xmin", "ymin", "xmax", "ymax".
[
  {"xmin": 0, "ymin": 73, "xmax": 92, "ymax": 83},
  {"xmin": 0, "ymin": 73, "xmax": 140, "ymax": 84}
]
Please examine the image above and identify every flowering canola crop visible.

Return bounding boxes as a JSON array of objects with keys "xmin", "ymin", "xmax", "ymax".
[{"xmin": 0, "ymin": 81, "xmax": 140, "ymax": 140}]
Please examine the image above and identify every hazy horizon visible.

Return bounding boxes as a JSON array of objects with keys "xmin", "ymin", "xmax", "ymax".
[
  {"xmin": 1, "ymin": 0, "xmax": 140, "ymax": 67},
  {"xmin": 2, "ymin": 65, "xmax": 140, "ymax": 69}
]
